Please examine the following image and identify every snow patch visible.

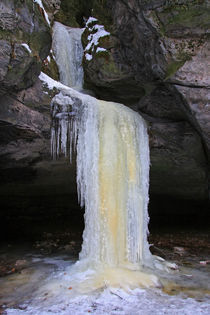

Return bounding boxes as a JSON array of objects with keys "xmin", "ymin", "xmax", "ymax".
[
  {"xmin": 84, "ymin": 17, "xmax": 110, "ymax": 61},
  {"xmin": 39, "ymin": 72, "xmax": 70, "ymax": 91},
  {"xmin": 86, "ymin": 16, "xmax": 98, "ymax": 27},
  {"xmin": 50, "ymin": 49, "xmax": 56, "ymax": 60},
  {"xmin": 6, "ymin": 287, "xmax": 210, "ymax": 315},
  {"xmin": 21, "ymin": 43, "xmax": 32, "ymax": 54},
  {"xmin": 85, "ymin": 53, "xmax": 93, "ymax": 61},
  {"xmin": 96, "ymin": 47, "xmax": 107, "ymax": 53},
  {"xmin": 85, "ymin": 24, "xmax": 110, "ymax": 52},
  {"xmin": 33, "ymin": 0, "xmax": 50, "ymax": 26}
]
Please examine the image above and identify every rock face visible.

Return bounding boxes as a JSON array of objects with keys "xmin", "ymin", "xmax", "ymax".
[
  {"xmin": 54, "ymin": 0, "xmax": 93, "ymax": 27},
  {"xmin": 0, "ymin": 0, "xmax": 52, "ymax": 177},
  {"xmin": 81, "ymin": 0, "xmax": 209, "ymax": 202},
  {"xmin": 0, "ymin": 79, "xmax": 80, "ymax": 240},
  {"xmin": 82, "ymin": 1, "xmax": 209, "ymax": 98},
  {"xmin": 0, "ymin": 1, "xmax": 76, "ymax": 239},
  {"xmin": 42, "ymin": 0, "xmax": 61, "ymax": 19},
  {"xmin": 0, "ymin": 0, "xmax": 51, "ymax": 94}
]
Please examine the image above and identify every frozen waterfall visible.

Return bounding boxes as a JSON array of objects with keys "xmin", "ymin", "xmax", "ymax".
[
  {"xmin": 51, "ymin": 87, "xmax": 162, "ymax": 288},
  {"xmin": 53, "ymin": 22, "xmax": 84, "ymax": 89},
  {"xmin": 50, "ymin": 22, "xmax": 172, "ymax": 290},
  {"xmin": 52, "ymin": 91, "xmax": 152, "ymax": 266}
]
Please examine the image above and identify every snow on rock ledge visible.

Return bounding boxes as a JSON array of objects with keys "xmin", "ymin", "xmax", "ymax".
[{"xmin": 84, "ymin": 17, "xmax": 110, "ymax": 61}]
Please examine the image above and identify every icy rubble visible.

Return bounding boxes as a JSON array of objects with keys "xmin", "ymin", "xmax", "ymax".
[{"xmin": 6, "ymin": 286, "xmax": 210, "ymax": 315}]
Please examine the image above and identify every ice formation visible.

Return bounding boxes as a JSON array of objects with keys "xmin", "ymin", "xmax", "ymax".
[
  {"xmin": 53, "ymin": 22, "xmax": 84, "ymax": 89},
  {"xmin": 51, "ymin": 87, "xmax": 160, "ymax": 289},
  {"xmin": 50, "ymin": 21, "xmax": 173, "ymax": 290},
  {"xmin": 52, "ymin": 91, "xmax": 151, "ymax": 260}
]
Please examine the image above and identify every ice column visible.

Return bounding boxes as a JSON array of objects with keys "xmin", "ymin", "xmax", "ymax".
[
  {"xmin": 51, "ymin": 90, "xmax": 152, "ymax": 270},
  {"xmin": 53, "ymin": 22, "xmax": 84, "ymax": 89}
]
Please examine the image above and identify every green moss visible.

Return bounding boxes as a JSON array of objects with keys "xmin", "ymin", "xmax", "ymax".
[
  {"xmin": 95, "ymin": 49, "xmax": 109, "ymax": 59},
  {"xmin": 0, "ymin": 0, "xmax": 51, "ymax": 59},
  {"xmin": 92, "ymin": 0, "xmax": 112, "ymax": 31},
  {"xmin": 158, "ymin": 1, "xmax": 210, "ymax": 30},
  {"xmin": 55, "ymin": 0, "xmax": 112, "ymax": 30},
  {"xmin": 99, "ymin": 35, "xmax": 116, "ymax": 49},
  {"xmin": 5, "ymin": 57, "xmax": 37, "ymax": 89},
  {"xmin": 101, "ymin": 57, "xmax": 122, "ymax": 76},
  {"xmin": 165, "ymin": 51, "xmax": 192, "ymax": 79},
  {"xmin": 29, "ymin": 30, "xmax": 51, "ymax": 60},
  {"xmin": 148, "ymin": 11, "xmax": 166, "ymax": 36},
  {"xmin": 165, "ymin": 60, "xmax": 186, "ymax": 79},
  {"xmin": 15, "ymin": 0, "xmax": 34, "ymax": 10},
  {"xmin": 55, "ymin": 0, "xmax": 94, "ymax": 27},
  {"xmin": 42, "ymin": 55, "xmax": 60, "ymax": 81},
  {"xmin": 0, "ymin": 29, "xmax": 12, "ymax": 41},
  {"xmin": 0, "ymin": 28, "xmax": 32, "ymax": 47}
]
